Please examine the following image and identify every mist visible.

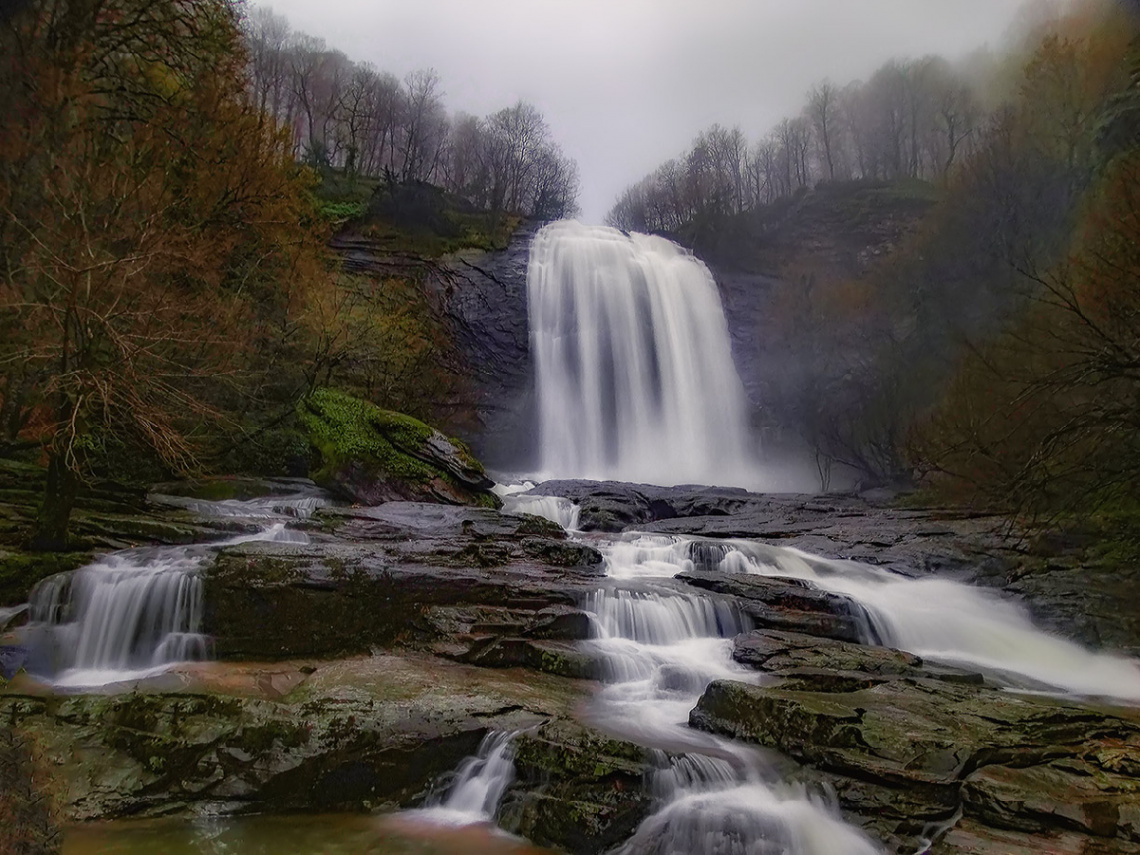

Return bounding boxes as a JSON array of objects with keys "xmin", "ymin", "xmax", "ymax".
[{"xmin": 261, "ymin": 0, "xmax": 1037, "ymax": 222}]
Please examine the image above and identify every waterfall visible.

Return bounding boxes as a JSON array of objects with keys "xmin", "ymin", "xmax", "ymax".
[
  {"xmin": 405, "ymin": 731, "xmax": 518, "ymax": 827},
  {"xmin": 527, "ymin": 220, "xmax": 759, "ymax": 487},
  {"xmin": 582, "ymin": 541, "xmax": 881, "ymax": 855},
  {"xmin": 25, "ymin": 491, "xmax": 326, "ymax": 689}
]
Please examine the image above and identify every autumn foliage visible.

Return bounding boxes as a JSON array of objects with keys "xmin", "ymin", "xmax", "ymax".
[{"xmin": 0, "ymin": 0, "xmax": 466, "ymax": 548}]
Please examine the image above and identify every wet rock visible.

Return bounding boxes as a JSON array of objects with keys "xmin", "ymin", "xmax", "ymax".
[
  {"xmin": 0, "ymin": 652, "xmax": 585, "ymax": 821},
  {"xmin": 689, "ymin": 647, "xmax": 1140, "ymax": 853},
  {"xmin": 501, "ymin": 720, "xmax": 655, "ymax": 854},
  {"xmin": 677, "ymin": 570, "xmax": 867, "ymax": 643},
  {"xmin": 203, "ymin": 503, "xmax": 602, "ymax": 661},
  {"xmin": 297, "ymin": 388, "xmax": 499, "ymax": 508},
  {"xmin": 433, "ymin": 224, "xmax": 539, "ymax": 469},
  {"xmin": 528, "ymin": 480, "xmax": 762, "ymax": 533}
]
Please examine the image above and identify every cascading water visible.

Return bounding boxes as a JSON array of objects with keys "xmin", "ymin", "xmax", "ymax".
[
  {"xmin": 582, "ymin": 543, "xmax": 882, "ymax": 855},
  {"xmin": 605, "ymin": 532, "xmax": 1140, "ymax": 702},
  {"xmin": 493, "ymin": 481, "xmax": 581, "ymax": 531},
  {"xmin": 405, "ymin": 731, "xmax": 518, "ymax": 827},
  {"xmin": 25, "ymin": 491, "xmax": 325, "ymax": 689},
  {"xmin": 527, "ymin": 221, "xmax": 759, "ymax": 487}
]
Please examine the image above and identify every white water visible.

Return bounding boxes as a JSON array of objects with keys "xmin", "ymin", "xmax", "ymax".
[
  {"xmin": 26, "ymin": 491, "xmax": 325, "ymax": 689},
  {"xmin": 404, "ymin": 732, "xmax": 518, "ymax": 828},
  {"xmin": 584, "ymin": 543, "xmax": 881, "ymax": 855},
  {"xmin": 493, "ymin": 480, "xmax": 582, "ymax": 531},
  {"xmin": 527, "ymin": 221, "xmax": 760, "ymax": 488},
  {"xmin": 606, "ymin": 532, "xmax": 1140, "ymax": 702}
]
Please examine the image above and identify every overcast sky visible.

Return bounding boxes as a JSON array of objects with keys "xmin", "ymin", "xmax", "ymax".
[{"xmin": 265, "ymin": 0, "xmax": 1036, "ymax": 223}]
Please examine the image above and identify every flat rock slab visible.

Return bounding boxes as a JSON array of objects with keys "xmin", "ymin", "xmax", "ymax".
[
  {"xmin": 1, "ymin": 652, "xmax": 590, "ymax": 821},
  {"xmin": 204, "ymin": 504, "xmax": 602, "ymax": 660},
  {"xmin": 690, "ymin": 629, "xmax": 1140, "ymax": 853}
]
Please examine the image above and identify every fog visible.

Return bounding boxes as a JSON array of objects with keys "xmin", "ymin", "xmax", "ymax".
[{"xmin": 265, "ymin": 0, "xmax": 1037, "ymax": 222}]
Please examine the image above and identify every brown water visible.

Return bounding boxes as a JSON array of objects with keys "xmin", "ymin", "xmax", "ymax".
[{"xmin": 65, "ymin": 813, "xmax": 553, "ymax": 855}]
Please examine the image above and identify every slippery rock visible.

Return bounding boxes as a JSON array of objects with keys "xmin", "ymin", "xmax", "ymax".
[
  {"xmin": 203, "ymin": 503, "xmax": 601, "ymax": 661},
  {"xmin": 1, "ymin": 652, "xmax": 586, "ymax": 820},
  {"xmin": 689, "ymin": 631, "xmax": 1140, "ymax": 853},
  {"xmin": 677, "ymin": 570, "xmax": 868, "ymax": 643},
  {"xmin": 501, "ymin": 720, "xmax": 655, "ymax": 854}
]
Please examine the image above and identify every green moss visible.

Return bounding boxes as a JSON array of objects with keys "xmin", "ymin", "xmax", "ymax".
[
  {"xmin": 295, "ymin": 388, "xmax": 498, "ymax": 508},
  {"xmin": 297, "ymin": 388, "xmax": 443, "ymax": 486},
  {"xmin": 0, "ymin": 549, "xmax": 88, "ymax": 606}
]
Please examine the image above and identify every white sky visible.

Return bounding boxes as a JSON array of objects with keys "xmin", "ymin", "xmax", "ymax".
[{"xmin": 264, "ymin": 0, "xmax": 1036, "ymax": 223}]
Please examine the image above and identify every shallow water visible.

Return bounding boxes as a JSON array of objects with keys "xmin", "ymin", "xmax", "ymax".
[{"xmin": 65, "ymin": 814, "xmax": 552, "ymax": 855}]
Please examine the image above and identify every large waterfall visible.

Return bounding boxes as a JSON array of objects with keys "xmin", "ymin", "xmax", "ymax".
[{"xmin": 527, "ymin": 221, "xmax": 758, "ymax": 487}]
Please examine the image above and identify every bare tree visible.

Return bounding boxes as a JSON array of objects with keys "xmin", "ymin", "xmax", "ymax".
[
  {"xmin": 398, "ymin": 68, "xmax": 447, "ymax": 182},
  {"xmin": 807, "ymin": 81, "xmax": 840, "ymax": 180}
]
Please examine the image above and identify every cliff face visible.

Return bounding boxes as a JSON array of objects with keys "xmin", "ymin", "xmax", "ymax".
[
  {"xmin": 432, "ymin": 222, "xmax": 540, "ymax": 471},
  {"xmin": 684, "ymin": 179, "xmax": 938, "ymax": 280},
  {"xmin": 695, "ymin": 181, "xmax": 937, "ymax": 443}
]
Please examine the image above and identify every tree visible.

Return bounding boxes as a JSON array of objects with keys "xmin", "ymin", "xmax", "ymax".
[
  {"xmin": 807, "ymin": 81, "xmax": 840, "ymax": 180},
  {"xmin": 398, "ymin": 68, "xmax": 447, "ymax": 182},
  {"xmin": 0, "ymin": 0, "xmax": 326, "ymax": 548}
]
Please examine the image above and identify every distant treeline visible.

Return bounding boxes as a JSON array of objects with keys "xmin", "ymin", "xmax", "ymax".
[
  {"xmin": 606, "ymin": 7, "xmax": 1078, "ymax": 232},
  {"xmin": 243, "ymin": 7, "xmax": 580, "ymax": 220}
]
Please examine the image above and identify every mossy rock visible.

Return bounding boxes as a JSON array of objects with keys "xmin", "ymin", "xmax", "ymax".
[{"xmin": 296, "ymin": 388, "xmax": 499, "ymax": 508}]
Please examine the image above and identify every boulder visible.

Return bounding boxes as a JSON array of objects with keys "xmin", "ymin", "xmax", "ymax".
[
  {"xmin": 501, "ymin": 720, "xmax": 655, "ymax": 854},
  {"xmin": 296, "ymin": 388, "xmax": 499, "ymax": 508},
  {"xmin": 689, "ymin": 630, "xmax": 1140, "ymax": 853},
  {"xmin": 678, "ymin": 570, "xmax": 868, "ymax": 643}
]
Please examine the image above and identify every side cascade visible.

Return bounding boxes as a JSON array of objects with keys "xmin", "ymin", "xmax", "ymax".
[
  {"xmin": 404, "ymin": 731, "xmax": 519, "ymax": 827},
  {"xmin": 25, "ymin": 491, "xmax": 326, "ymax": 689},
  {"xmin": 527, "ymin": 220, "xmax": 760, "ymax": 487},
  {"xmin": 606, "ymin": 533, "xmax": 1140, "ymax": 701}
]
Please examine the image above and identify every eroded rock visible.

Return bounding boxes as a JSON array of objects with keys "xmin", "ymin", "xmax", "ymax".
[{"xmin": 690, "ymin": 632, "xmax": 1140, "ymax": 852}]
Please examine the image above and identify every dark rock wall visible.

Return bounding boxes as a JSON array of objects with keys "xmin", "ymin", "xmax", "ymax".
[{"xmin": 433, "ymin": 223, "xmax": 540, "ymax": 470}]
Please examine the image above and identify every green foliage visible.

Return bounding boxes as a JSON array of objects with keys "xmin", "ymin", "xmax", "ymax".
[
  {"xmin": 361, "ymin": 182, "xmax": 520, "ymax": 257},
  {"xmin": 314, "ymin": 200, "xmax": 367, "ymax": 225}
]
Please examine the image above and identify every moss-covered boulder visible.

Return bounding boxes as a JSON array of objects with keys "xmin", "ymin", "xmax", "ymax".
[{"xmin": 296, "ymin": 389, "xmax": 499, "ymax": 508}]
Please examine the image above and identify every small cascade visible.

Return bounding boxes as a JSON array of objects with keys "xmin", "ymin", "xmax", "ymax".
[
  {"xmin": 504, "ymin": 494, "xmax": 581, "ymax": 531},
  {"xmin": 409, "ymin": 732, "xmax": 518, "ymax": 827},
  {"xmin": 493, "ymin": 480, "xmax": 582, "ymax": 531},
  {"xmin": 582, "ymin": 540, "xmax": 881, "ymax": 854},
  {"xmin": 614, "ymin": 783, "xmax": 882, "ymax": 855},
  {"xmin": 25, "ymin": 492, "xmax": 324, "ymax": 688},
  {"xmin": 527, "ymin": 221, "xmax": 761, "ymax": 487},
  {"xmin": 605, "ymin": 531, "xmax": 1140, "ymax": 701}
]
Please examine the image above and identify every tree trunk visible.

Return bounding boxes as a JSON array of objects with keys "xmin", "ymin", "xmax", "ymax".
[{"xmin": 31, "ymin": 452, "xmax": 79, "ymax": 551}]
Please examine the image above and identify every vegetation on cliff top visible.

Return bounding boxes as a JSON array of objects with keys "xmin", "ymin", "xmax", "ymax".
[
  {"xmin": 612, "ymin": 0, "xmax": 1140, "ymax": 524},
  {"xmin": 0, "ymin": 0, "xmax": 563, "ymax": 550}
]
